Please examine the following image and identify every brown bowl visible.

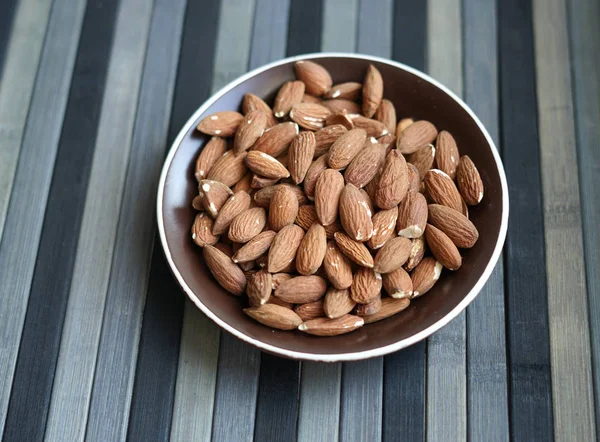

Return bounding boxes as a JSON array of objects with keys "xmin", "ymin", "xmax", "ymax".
[{"xmin": 157, "ymin": 53, "xmax": 508, "ymax": 361}]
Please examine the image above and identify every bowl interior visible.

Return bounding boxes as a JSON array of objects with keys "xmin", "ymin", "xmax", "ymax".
[{"xmin": 159, "ymin": 55, "xmax": 506, "ymax": 360}]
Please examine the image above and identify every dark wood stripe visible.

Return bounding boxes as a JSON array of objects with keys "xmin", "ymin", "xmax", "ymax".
[
  {"xmin": 126, "ymin": 0, "xmax": 220, "ymax": 438},
  {"xmin": 286, "ymin": 0, "xmax": 323, "ymax": 55},
  {"xmin": 498, "ymin": 0, "xmax": 554, "ymax": 439},
  {"xmin": 383, "ymin": 2, "xmax": 427, "ymax": 441},
  {"xmin": 0, "ymin": 0, "xmax": 18, "ymax": 78}
]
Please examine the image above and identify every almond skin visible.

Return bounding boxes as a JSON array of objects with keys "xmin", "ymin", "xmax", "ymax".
[
  {"xmin": 350, "ymin": 115, "xmax": 389, "ymax": 138},
  {"xmin": 424, "ymin": 169, "xmax": 463, "ymax": 213},
  {"xmin": 427, "ymin": 204, "xmax": 479, "ymax": 248},
  {"xmin": 296, "ymin": 223, "xmax": 327, "ymax": 275},
  {"xmin": 411, "ymin": 257, "xmax": 443, "ymax": 298},
  {"xmin": 247, "ymin": 270, "xmax": 273, "ymax": 306},
  {"xmin": 273, "ymin": 80, "xmax": 305, "ymax": 118},
  {"xmin": 362, "ymin": 64, "xmax": 384, "ymax": 118},
  {"xmin": 344, "ymin": 142, "xmax": 385, "ymax": 188},
  {"xmin": 207, "ymin": 150, "xmax": 248, "ymax": 187},
  {"xmin": 397, "ymin": 191, "xmax": 428, "ymax": 238},
  {"xmin": 314, "ymin": 124, "xmax": 348, "ymax": 157},
  {"xmin": 212, "ymin": 191, "xmax": 252, "ymax": 235},
  {"xmin": 397, "ymin": 118, "xmax": 414, "ymax": 134},
  {"xmin": 228, "ymin": 207, "xmax": 267, "ymax": 243},
  {"xmin": 298, "ymin": 314, "xmax": 364, "ymax": 336},
  {"xmin": 268, "ymin": 224, "xmax": 305, "ymax": 272},
  {"xmin": 233, "ymin": 172, "xmax": 253, "ymax": 193},
  {"xmin": 373, "ymin": 236, "xmax": 412, "ymax": 274},
  {"xmin": 355, "ymin": 294, "xmax": 382, "ymax": 316},
  {"xmin": 254, "ymin": 184, "xmax": 307, "ymax": 208},
  {"xmin": 435, "ymin": 130, "xmax": 460, "ymax": 179},
  {"xmin": 203, "ymin": 245, "xmax": 246, "ymax": 295},
  {"xmin": 251, "ymin": 174, "xmax": 279, "ymax": 189},
  {"xmin": 374, "ymin": 149, "xmax": 409, "ymax": 209},
  {"xmin": 374, "ymin": 99, "xmax": 396, "ymax": 135},
  {"xmin": 303, "ymin": 154, "xmax": 329, "ymax": 200},
  {"xmin": 289, "ymin": 102, "xmax": 332, "ymax": 131},
  {"xmin": 288, "ymin": 131, "xmax": 316, "ymax": 184},
  {"xmin": 242, "ymin": 93, "xmax": 278, "ymax": 127},
  {"xmin": 232, "ymin": 230, "xmax": 276, "ymax": 263},
  {"xmin": 325, "ymin": 113, "xmax": 354, "ymax": 130},
  {"xmin": 456, "ymin": 155, "xmax": 484, "ymax": 205},
  {"xmin": 322, "ymin": 99, "xmax": 361, "ymax": 115},
  {"xmin": 407, "ymin": 163, "xmax": 421, "ymax": 193},
  {"xmin": 363, "ymin": 298, "xmax": 410, "ymax": 324},
  {"xmin": 323, "ymin": 241, "xmax": 354, "ymax": 289},
  {"xmin": 328, "ymin": 129, "xmax": 367, "ymax": 170},
  {"xmin": 294, "ymin": 60, "xmax": 332, "ymax": 96},
  {"xmin": 197, "ymin": 111, "xmax": 243, "ymax": 137},
  {"xmin": 383, "ymin": 267, "xmax": 413, "ymax": 298},
  {"xmin": 294, "ymin": 300, "xmax": 325, "ymax": 321},
  {"xmin": 367, "ymin": 208, "xmax": 398, "ymax": 249},
  {"xmin": 396, "ymin": 120, "xmax": 438, "ymax": 154},
  {"xmin": 244, "ymin": 304, "xmax": 302, "ymax": 330},
  {"xmin": 192, "ymin": 195, "xmax": 204, "ymax": 211},
  {"xmin": 351, "ymin": 267, "xmax": 382, "ymax": 303},
  {"xmin": 334, "ymin": 232, "xmax": 374, "ymax": 268},
  {"xmin": 275, "ymin": 275, "xmax": 327, "ymax": 303},
  {"xmin": 251, "ymin": 122, "xmax": 299, "ymax": 157},
  {"xmin": 192, "ymin": 212, "xmax": 220, "ymax": 247},
  {"xmin": 324, "ymin": 81, "xmax": 362, "ymax": 100},
  {"xmin": 234, "ymin": 110, "xmax": 268, "ymax": 154},
  {"xmin": 269, "ymin": 185, "xmax": 299, "ymax": 231},
  {"xmin": 198, "ymin": 179, "xmax": 234, "ymax": 217},
  {"xmin": 314, "ymin": 169, "xmax": 345, "ymax": 226},
  {"xmin": 405, "ymin": 236, "xmax": 426, "ymax": 271},
  {"xmin": 271, "ymin": 273, "xmax": 293, "ymax": 291},
  {"xmin": 425, "ymin": 223, "xmax": 462, "ymax": 270},
  {"xmin": 323, "ymin": 287, "xmax": 356, "ymax": 318},
  {"xmin": 245, "ymin": 151, "xmax": 290, "ymax": 179},
  {"xmin": 302, "ymin": 93, "xmax": 322, "ymax": 104},
  {"xmin": 295, "ymin": 204, "xmax": 318, "ymax": 230},
  {"xmin": 408, "ymin": 144, "xmax": 436, "ymax": 179},
  {"xmin": 339, "ymin": 183, "xmax": 374, "ymax": 242},
  {"xmin": 195, "ymin": 137, "xmax": 227, "ymax": 181}
]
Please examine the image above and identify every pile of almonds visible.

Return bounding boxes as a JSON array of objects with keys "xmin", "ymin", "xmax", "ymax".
[{"xmin": 191, "ymin": 60, "xmax": 484, "ymax": 337}]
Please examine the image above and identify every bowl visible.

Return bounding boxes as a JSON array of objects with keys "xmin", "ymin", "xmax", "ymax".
[{"xmin": 157, "ymin": 53, "xmax": 508, "ymax": 362}]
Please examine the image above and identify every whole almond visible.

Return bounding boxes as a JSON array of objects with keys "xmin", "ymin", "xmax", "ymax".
[
  {"xmin": 302, "ymin": 94, "xmax": 322, "ymax": 104},
  {"xmin": 408, "ymin": 144, "xmax": 436, "ymax": 179},
  {"xmin": 435, "ymin": 131, "xmax": 460, "ymax": 179},
  {"xmin": 266, "ymin": 295, "xmax": 294, "ymax": 309},
  {"xmin": 268, "ymin": 224, "xmax": 305, "ymax": 272},
  {"xmin": 295, "ymin": 205, "xmax": 318, "ymax": 230},
  {"xmin": 323, "ymin": 287, "xmax": 356, "ymax": 318},
  {"xmin": 374, "ymin": 99, "xmax": 396, "ymax": 135},
  {"xmin": 424, "ymin": 169, "xmax": 463, "ymax": 213},
  {"xmin": 344, "ymin": 142, "xmax": 385, "ymax": 188},
  {"xmin": 303, "ymin": 154, "xmax": 329, "ymax": 199},
  {"xmin": 275, "ymin": 275, "xmax": 327, "ymax": 303},
  {"xmin": 294, "ymin": 60, "xmax": 332, "ymax": 96},
  {"xmin": 383, "ymin": 267, "xmax": 413, "ymax": 298},
  {"xmin": 195, "ymin": 137, "xmax": 227, "ymax": 181},
  {"xmin": 397, "ymin": 120, "xmax": 438, "ymax": 154},
  {"xmin": 251, "ymin": 174, "xmax": 279, "ymax": 189},
  {"xmin": 407, "ymin": 163, "xmax": 421, "ymax": 192},
  {"xmin": 192, "ymin": 195, "xmax": 204, "ymax": 211},
  {"xmin": 350, "ymin": 115, "xmax": 389, "ymax": 138},
  {"xmin": 328, "ymin": 129, "xmax": 367, "ymax": 170},
  {"xmin": 234, "ymin": 110, "xmax": 268, "ymax": 154},
  {"xmin": 244, "ymin": 304, "xmax": 302, "ymax": 330},
  {"xmin": 242, "ymin": 93, "xmax": 278, "ymax": 127},
  {"xmin": 397, "ymin": 117, "xmax": 414, "ymax": 134},
  {"xmin": 212, "ymin": 191, "xmax": 252, "ymax": 235},
  {"xmin": 198, "ymin": 179, "xmax": 234, "ymax": 217},
  {"xmin": 355, "ymin": 294, "xmax": 382, "ymax": 316},
  {"xmin": 325, "ymin": 113, "xmax": 354, "ymax": 130},
  {"xmin": 251, "ymin": 122, "xmax": 299, "ymax": 157},
  {"xmin": 314, "ymin": 169, "xmax": 344, "ymax": 226},
  {"xmin": 351, "ymin": 267, "xmax": 382, "ymax": 303},
  {"xmin": 363, "ymin": 298, "xmax": 410, "ymax": 324},
  {"xmin": 228, "ymin": 207, "xmax": 267, "ymax": 243},
  {"xmin": 296, "ymin": 223, "xmax": 327, "ymax": 275},
  {"xmin": 233, "ymin": 172, "xmax": 253, "ymax": 193},
  {"xmin": 289, "ymin": 102, "xmax": 332, "ymax": 131},
  {"xmin": 425, "ymin": 223, "xmax": 462, "ymax": 270},
  {"xmin": 322, "ymin": 99, "xmax": 361, "ymax": 115},
  {"xmin": 374, "ymin": 149, "xmax": 409, "ymax": 209},
  {"xmin": 247, "ymin": 270, "xmax": 273, "ymax": 306},
  {"xmin": 405, "ymin": 236, "xmax": 426, "ymax": 271},
  {"xmin": 456, "ymin": 155, "xmax": 484, "ymax": 205},
  {"xmin": 288, "ymin": 131, "xmax": 316, "ymax": 184},
  {"xmin": 397, "ymin": 191, "xmax": 428, "ymax": 238},
  {"xmin": 294, "ymin": 300, "xmax": 325, "ymax": 321},
  {"xmin": 359, "ymin": 188, "xmax": 374, "ymax": 214},
  {"xmin": 324, "ymin": 81, "xmax": 362, "ymax": 100},
  {"xmin": 269, "ymin": 184, "xmax": 299, "ymax": 231},
  {"xmin": 207, "ymin": 150, "xmax": 248, "ymax": 187},
  {"xmin": 273, "ymin": 80, "xmax": 305, "ymax": 118},
  {"xmin": 203, "ymin": 245, "xmax": 246, "ymax": 295},
  {"xmin": 197, "ymin": 111, "xmax": 243, "ymax": 137},
  {"xmin": 314, "ymin": 124, "xmax": 348, "ymax": 157},
  {"xmin": 323, "ymin": 241, "xmax": 354, "ymax": 289},
  {"xmin": 245, "ymin": 151, "xmax": 290, "ymax": 179},
  {"xmin": 339, "ymin": 183, "xmax": 374, "ymax": 241},
  {"xmin": 367, "ymin": 208, "xmax": 398, "ymax": 249},
  {"xmin": 298, "ymin": 314, "xmax": 364, "ymax": 336},
  {"xmin": 373, "ymin": 236, "xmax": 411, "ymax": 273},
  {"xmin": 271, "ymin": 273, "xmax": 293, "ymax": 291},
  {"xmin": 232, "ymin": 230, "xmax": 276, "ymax": 263},
  {"xmin": 334, "ymin": 232, "xmax": 374, "ymax": 268},
  {"xmin": 253, "ymin": 183, "xmax": 307, "ymax": 208},
  {"xmin": 192, "ymin": 212, "xmax": 220, "ymax": 247},
  {"xmin": 411, "ymin": 257, "xmax": 443, "ymax": 298},
  {"xmin": 362, "ymin": 64, "xmax": 384, "ymax": 118},
  {"xmin": 378, "ymin": 133, "xmax": 396, "ymax": 147}
]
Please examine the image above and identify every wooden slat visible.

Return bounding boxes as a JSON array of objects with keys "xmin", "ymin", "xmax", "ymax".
[
  {"xmin": 0, "ymin": 0, "xmax": 86, "ymax": 433},
  {"xmin": 43, "ymin": 0, "xmax": 154, "ymax": 440},
  {"xmin": 568, "ymin": 0, "xmax": 600, "ymax": 431},
  {"xmin": 463, "ymin": 0, "xmax": 509, "ymax": 440},
  {"xmin": 0, "ymin": 0, "xmax": 18, "ymax": 78},
  {"xmin": 249, "ymin": 0, "xmax": 290, "ymax": 69},
  {"xmin": 2, "ymin": 0, "xmax": 120, "ymax": 440},
  {"xmin": 321, "ymin": 0, "xmax": 358, "ymax": 52},
  {"xmin": 533, "ymin": 0, "xmax": 596, "ymax": 439},
  {"xmin": 357, "ymin": 0, "xmax": 391, "ymax": 57},
  {"xmin": 286, "ymin": 0, "xmax": 323, "ymax": 56},
  {"xmin": 425, "ymin": 1, "xmax": 466, "ymax": 441},
  {"xmin": 498, "ymin": 0, "xmax": 554, "ymax": 439}
]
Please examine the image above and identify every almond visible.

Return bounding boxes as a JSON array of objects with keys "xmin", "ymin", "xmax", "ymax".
[
  {"xmin": 294, "ymin": 60, "xmax": 332, "ymax": 96},
  {"xmin": 244, "ymin": 304, "xmax": 302, "ymax": 330},
  {"xmin": 367, "ymin": 208, "xmax": 398, "ymax": 250},
  {"xmin": 374, "ymin": 149, "xmax": 409, "ymax": 209},
  {"xmin": 397, "ymin": 191, "xmax": 428, "ymax": 238},
  {"xmin": 339, "ymin": 183, "xmax": 374, "ymax": 241},
  {"xmin": 374, "ymin": 99, "xmax": 396, "ymax": 135},
  {"xmin": 294, "ymin": 299, "xmax": 325, "ymax": 321},
  {"xmin": 275, "ymin": 275, "xmax": 327, "ymax": 303},
  {"xmin": 207, "ymin": 150, "xmax": 248, "ymax": 187},
  {"xmin": 334, "ymin": 232, "xmax": 374, "ymax": 268},
  {"xmin": 396, "ymin": 120, "xmax": 437, "ymax": 154},
  {"xmin": 424, "ymin": 169, "xmax": 463, "ymax": 213},
  {"xmin": 296, "ymin": 223, "xmax": 327, "ymax": 275},
  {"xmin": 355, "ymin": 294, "xmax": 382, "ymax": 316},
  {"xmin": 323, "ymin": 241, "xmax": 354, "ymax": 289},
  {"xmin": 350, "ymin": 115, "xmax": 389, "ymax": 138},
  {"xmin": 456, "ymin": 155, "xmax": 484, "ymax": 205},
  {"xmin": 302, "ymin": 94, "xmax": 322, "ymax": 104},
  {"xmin": 245, "ymin": 151, "xmax": 290, "ymax": 179},
  {"xmin": 363, "ymin": 298, "xmax": 410, "ymax": 324},
  {"xmin": 232, "ymin": 230, "xmax": 276, "ymax": 263},
  {"xmin": 247, "ymin": 270, "xmax": 273, "ymax": 306},
  {"xmin": 192, "ymin": 195, "xmax": 204, "ymax": 211},
  {"xmin": 192, "ymin": 212, "xmax": 220, "ymax": 247},
  {"xmin": 373, "ymin": 236, "xmax": 411, "ymax": 273},
  {"xmin": 323, "ymin": 287, "xmax": 355, "ymax": 318},
  {"xmin": 251, "ymin": 174, "xmax": 280, "ymax": 189},
  {"xmin": 325, "ymin": 113, "xmax": 354, "ymax": 130},
  {"xmin": 314, "ymin": 169, "xmax": 344, "ymax": 226},
  {"xmin": 303, "ymin": 154, "xmax": 329, "ymax": 199},
  {"xmin": 273, "ymin": 80, "xmax": 305, "ymax": 118},
  {"xmin": 228, "ymin": 207, "xmax": 267, "ymax": 243},
  {"xmin": 268, "ymin": 183, "xmax": 299, "ymax": 231},
  {"xmin": 251, "ymin": 122, "xmax": 299, "ymax": 157},
  {"xmin": 328, "ymin": 129, "xmax": 367, "ymax": 170},
  {"xmin": 344, "ymin": 142, "xmax": 385, "ymax": 188},
  {"xmin": 407, "ymin": 163, "xmax": 420, "ymax": 192},
  {"xmin": 195, "ymin": 137, "xmax": 227, "ymax": 181},
  {"xmin": 212, "ymin": 191, "xmax": 252, "ymax": 235},
  {"xmin": 289, "ymin": 102, "xmax": 332, "ymax": 131},
  {"xmin": 425, "ymin": 224, "xmax": 462, "ymax": 270},
  {"xmin": 233, "ymin": 172, "xmax": 253, "ymax": 193},
  {"xmin": 253, "ymin": 183, "xmax": 307, "ymax": 208},
  {"xmin": 435, "ymin": 131, "xmax": 459, "ymax": 179},
  {"xmin": 428, "ymin": 204, "xmax": 479, "ymax": 248},
  {"xmin": 288, "ymin": 131, "xmax": 316, "ymax": 184},
  {"xmin": 383, "ymin": 267, "xmax": 413, "ymax": 298},
  {"xmin": 198, "ymin": 179, "xmax": 234, "ymax": 217},
  {"xmin": 359, "ymin": 188, "xmax": 375, "ymax": 214},
  {"xmin": 271, "ymin": 273, "xmax": 293, "ymax": 291},
  {"xmin": 362, "ymin": 64, "xmax": 384, "ymax": 118},
  {"xmin": 411, "ymin": 257, "xmax": 443, "ymax": 298},
  {"xmin": 324, "ymin": 81, "xmax": 362, "ymax": 100},
  {"xmin": 298, "ymin": 314, "xmax": 364, "ymax": 336},
  {"xmin": 242, "ymin": 93, "xmax": 278, "ymax": 127},
  {"xmin": 351, "ymin": 267, "xmax": 382, "ymax": 303},
  {"xmin": 295, "ymin": 204, "xmax": 318, "ymax": 230},
  {"xmin": 405, "ymin": 236, "xmax": 426, "ymax": 271},
  {"xmin": 314, "ymin": 124, "xmax": 348, "ymax": 157},
  {"xmin": 266, "ymin": 295, "xmax": 294, "ymax": 309},
  {"xmin": 322, "ymin": 99, "xmax": 361, "ymax": 114},
  {"xmin": 268, "ymin": 224, "xmax": 305, "ymax": 272},
  {"xmin": 203, "ymin": 245, "xmax": 246, "ymax": 295},
  {"xmin": 197, "ymin": 111, "xmax": 243, "ymax": 137},
  {"xmin": 234, "ymin": 110, "xmax": 268, "ymax": 154},
  {"xmin": 408, "ymin": 144, "xmax": 436, "ymax": 179},
  {"xmin": 377, "ymin": 133, "xmax": 396, "ymax": 147},
  {"xmin": 397, "ymin": 117, "xmax": 414, "ymax": 134},
  {"xmin": 214, "ymin": 241, "xmax": 234, "ymax": 257}
]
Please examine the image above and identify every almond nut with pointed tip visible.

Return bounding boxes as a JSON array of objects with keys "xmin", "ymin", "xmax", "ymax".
[
  {"xmin": 232, "ymin": 230, "xmax": 276, "ymax": 263},
  {"xmin": 405, "ymin": 236, "xmax": 426, "ymax": 271},
  {"xmin": 325, "ymin": 113, "xmax": 354, "ymax": 130},
  {"xmin": 351, "ymin": 267, "xmax": 382, "ymax": 303},
  {"xmin": 397, "ymin": 191, "xmax": 428, "ymax": 238},
  {"xmin": 303, "ymin": 154, "xmax": 329, "ymax": 200},
  {"xmin": 396, "ymin": 120, "xmax": 437, "ymax": 154},
  {"xmin": 367, "ymin": 208, "xmax": 398, "ymax": 249},
  {"xmin": 274, "ymin": 275, "xmax": 327, "ymax": 303},
  {"xmin": 425, "ymin": 223, "xmax": 462, "ymax": 270},
  {"xmin": 373, "ymin": 236, "xmax": 412, "ymax": 274},
  {"xmin": 424, "ymin": 169, "xmax": 463, "ymax": 213},
  {"xmin": 192, "ymin": 195, "xmax": 204, "ymax": 211},
  {"xmin": 374, "ymin": 99, "xmax": 396, "ymax": 135},
  {"xmin": 374, "ymin": 149, "xmax": 409, "ymax": 209},
  {"xmin": 234, "ymin": 110, "xmax": 268, "ymax": 154},
  {"xmin": 334, "ymin": 232, "xmax": 374, "ymax": 268},
  {"xmin": 247, "ymin": 270, "xmax": 273, "ymax": 307},
  {"xmin": 195, "ymin": 137, "xmax": 227, "ymax": 181},
  {"xmin": 427, "ymin": 204, "xmax": 479, "ymax": 248},
  {"xmin": 207, "ymin": 150, "xmax": 248, "ymax": 187},
  {"xmin": 197, "ymin": 111, "xmax": 243, "ymax": 137},
  {"xmin": 350, "ymin": 115, "xmax": 389, "ymax": 138},
  {"xmin": 322, "ymin": 99, "xmax": 361, "ymax": 115},
  {"xmin": 339, "ymin": 183, "xmax": 374, "ymax": 242},
  {"xmin": 271, "ymin": 273, "xmax": 293, "ymax": 291},
  {"xmin": 295, "ymin": 205, "xmax": 318, "ymax": 230},
  {"xmin": 203, "ymin": 245, "xmax": 246, "ymax": 295},
  {"xmin": 244, "ymin": 304, "xmax": 302, "ymax": 330},
  {"xmin": 314, "ymin": 124, "xmax": 348, "ymax": 157},
  {"xmin": 411, "ymin": 257, "xmax": 443, "ymax": 298},
  {"xmin": 344, "ymin": 142, "xmax": 385, "ymax": 188},
  {"xmin": 294, "ymin": 60, "xmax": 332, "ymax": 96},
  {"xmin": 294, "ymin": 300, "xmax": 325, "ymax": 321},
  {"xmin": 324, "ymin": 81, "xmax": 362, "ymax": 100},
  {"xmin": 456, "ymin": 155, "xmax": 484, "ymax": 205},
  {"xmin": 355, "ymin": 294, "xmax": 382, "ymax": 316},
  {"xmin": 198, "ymin": 179, "xmax": 234, "ymax": 217},
  {"xmin": 363, "ymin": 298, "xmax": 410, "ymax": 324},
  {"xmin": 253, "ymin": 183, "xmax": 307, "ymax": 208},
  {"xmin": 298, "ymin": 314, "xmax": 364, "ymax": 336},
  {"xmin": 327, "ymin": 129, "xmax": 367, "ymax": 170},
  {"xmin": 192, "ymin": 212, "xmax": 220, "ymax": 247},
  {"xmin": 233, "ymin": 172, "xmax": 253, "ymax": 193},
  {"xmin": 289, "ymin": 102, "xmax": 332, "ymax": 131},
  {"xmin": 397, "ymin": 117, "xmax": 414, "ymax": 134},
  {"xmin": 407, "ymin": 163, "xmax": 421, "ymax": 193},
  {"xmin": 383, "ymin": 267, "xmax": 413, "ymax": 299},
  {"xmin": 228, "ymin": 207, "xmax": 266, "ymax": 243},
  {"xmin": 296, "ymin": 223, "xmax": 327, "ymax": 275},
  {"xmin": 212, "ymin": 191, "xmax": 251, "ymax": 235},
  {"xmin": 273, "ymin": 80, "xmax": 305, "ymax": 118},
  {"xmin": 251, "ymin": 174, "xmax": 279, "ymax": 189},
  {"xmin": 245, "ymin": 151, "xmax": 290, "ymax": 179},
  {"xmin": 268, "ymin": 224, "xmax": 305, "ymax": 272},
  {"xmin": 362, "ymin": 64, "xmax": 384, "ymax": 117},
  {"xmin": 251, "ymin": 122, "xmax": 299, "ymax": 157},
  {"xmin": 288, "ymin": 131, "xmax": 316, "ymax": 184},
  {"xmin": 268, "ymin": 184, "xmax": 299, "ymax": 232},
  {"xmin": 323, "ymin": 287, "xmax": 356, "ymax": 318},
  {"xmin": 408, "ymin": 144, "xmax": 436, "ymax": 179},
  {"xmin": 314, "ymin": 169, "xmax": 344, "ymax": 226},
  {"xmin": 323, "ymin": 241, "xmax": 354, "ymax": 289},
  {"xmin": 242, "ymin": 93, "xmax": 278, "ymax": 127},
  {"xmin": 435, "ymin": 130, "xmax": 460, "ymax": 179}
]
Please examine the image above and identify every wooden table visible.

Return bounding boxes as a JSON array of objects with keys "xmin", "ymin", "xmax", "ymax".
[{"xmin": 0, "ymin": 0, "xmax": 598, "ymax": 440}]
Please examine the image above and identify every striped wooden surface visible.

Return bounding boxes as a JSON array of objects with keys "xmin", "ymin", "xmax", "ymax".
[{"xmin": 0, "ymin": 0, "xmax": 598, "ymax": 440}]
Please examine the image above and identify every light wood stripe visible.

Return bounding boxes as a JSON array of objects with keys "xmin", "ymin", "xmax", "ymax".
[
  {"xmin": 533, "ymin": 0, "xmax": 596, "ymax": 439},
  {"xmin": 426, "ymin": 0, "xmax": 466, "ymax": 440},
  {"xmin": 249, "ymin": 0, "xmax": 290, "ymax": 70},
  {"xmin": 568, "ymin": 0, "xmax": 600, "ymax": 430},
  {"xmin": 43, "ymin": 0, "xmax": 154, "ymax": 440},
  {"xmin": 321, "ymin": 0, "xmax": 358, "ymax": 52},
  {"xmin": 0, "ymin": 0, "xmax": 86, "ymax": 433},
  {"xmin": 357, "ymin": 0, "xmax": 392, "ymax": 57}
]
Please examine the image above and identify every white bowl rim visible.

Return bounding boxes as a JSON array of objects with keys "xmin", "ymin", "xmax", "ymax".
[{"xmin": 156, "ymin": 52, "xmax": 509, "ymax": 362}]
